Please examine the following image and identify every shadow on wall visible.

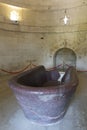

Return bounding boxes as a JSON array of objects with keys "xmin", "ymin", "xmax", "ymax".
[{"xmin": 54, "ymin": 47, "xmax": 77, "ymax": 71}]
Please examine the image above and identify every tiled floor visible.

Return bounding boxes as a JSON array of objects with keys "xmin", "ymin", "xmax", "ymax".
[{"xmin": 0, "ymin": 72, "xmax": 87, "ymax": 130}]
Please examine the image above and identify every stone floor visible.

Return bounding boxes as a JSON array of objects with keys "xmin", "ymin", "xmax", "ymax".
[{"xmin": 0, "ymin": 72, "xmax": 87, "ymax": 130}]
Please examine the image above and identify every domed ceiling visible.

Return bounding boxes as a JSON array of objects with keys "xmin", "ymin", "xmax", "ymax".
[{"xmin": 0, "ymin": 0, "xmax": 85, "ymax": 10}]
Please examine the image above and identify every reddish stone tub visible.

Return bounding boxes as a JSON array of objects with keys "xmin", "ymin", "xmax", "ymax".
[{"xmin": 8, "ymin": 65, "xmax": 78, "ymax": 125}]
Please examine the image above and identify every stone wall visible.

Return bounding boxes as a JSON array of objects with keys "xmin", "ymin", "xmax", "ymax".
[{"xmin": 0, "ymin": 2, "xmax": 87, "ymax": 74}]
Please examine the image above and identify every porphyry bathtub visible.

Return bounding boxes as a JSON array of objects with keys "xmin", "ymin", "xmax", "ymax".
[{"xmin": 8, "ymin": 65, "xmax": 78, "ymax": 125}]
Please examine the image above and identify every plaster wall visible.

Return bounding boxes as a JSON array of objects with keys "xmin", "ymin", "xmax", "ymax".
[{"xmin": 0, "ymin": 2, "xmax": 87, "ymax": 74}]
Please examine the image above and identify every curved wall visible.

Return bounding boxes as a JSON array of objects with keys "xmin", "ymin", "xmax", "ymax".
[{"xmin": 0, "ymin": 2, "xmax": 87, "ymax": 74}]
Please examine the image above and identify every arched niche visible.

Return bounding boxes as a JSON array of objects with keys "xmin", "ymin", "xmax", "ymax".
[{"xmin": 54, "ymin": 48, "xmax": 77, "ymax": 71}]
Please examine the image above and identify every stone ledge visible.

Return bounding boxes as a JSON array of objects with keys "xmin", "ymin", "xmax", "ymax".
[{"xmin": 0, "ymin": 22, "xmax": 87, "ymax": 33}]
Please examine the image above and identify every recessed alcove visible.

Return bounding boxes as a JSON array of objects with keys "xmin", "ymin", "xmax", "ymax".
[{"xmin": 54, "ymin": 47, "xmax": 77, "ymax": 71}]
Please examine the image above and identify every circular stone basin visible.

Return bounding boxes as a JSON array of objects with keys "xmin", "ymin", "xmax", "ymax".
[{"xmin": 8, "ymin": 65, "xmax": 78, "ymax": 125}]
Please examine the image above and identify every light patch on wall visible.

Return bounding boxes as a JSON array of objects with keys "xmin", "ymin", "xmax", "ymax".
[
  {"xmin": 8, "ymin": 5, "xmax": 22, "ymax": 23},
  {"xmin": 10, "ymin": 10, "xmax": 19, "ymax": 22},
  {"xmin": 0, "ymin": 3, "xmax": 22, "ymax": 23}
]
